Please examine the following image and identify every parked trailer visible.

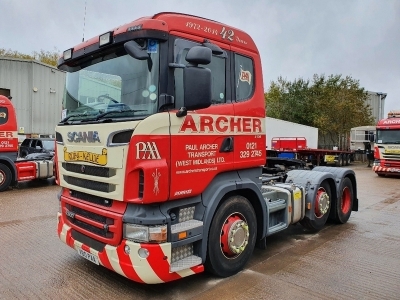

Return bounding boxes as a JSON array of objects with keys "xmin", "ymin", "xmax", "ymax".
[
  {"xmin": 267, "ymin": 136, "xmax": 354, "ymax": 168},
  {"xmin": 0, "ymin": 95, "xmax": 54, "ymax": 192}
]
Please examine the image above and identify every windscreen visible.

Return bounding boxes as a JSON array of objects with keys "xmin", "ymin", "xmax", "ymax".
[
  {"xmin": 42, "ymin": 140, "xmax": 55, "ymax": 151},
  {"xmin": 62, "ymin": 44, "xmax": 160, "ymax": 122},
  {"xmin": 376, "ymin": 129, "xmax": 400, "ymax": 144}
]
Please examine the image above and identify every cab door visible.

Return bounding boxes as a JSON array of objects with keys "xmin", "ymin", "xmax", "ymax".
[{"xmin": 169, "ymin": 38, "xmax": 235, "ymax": 199}]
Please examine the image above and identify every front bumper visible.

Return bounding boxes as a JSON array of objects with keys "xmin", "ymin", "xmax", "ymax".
[
  {"xmin": 372, "ymin": 165, "xmax": 400, "ymax": 174},
  {"xmin": 57, "ymin": 213, "xmax": 203, "ymax": 284}
]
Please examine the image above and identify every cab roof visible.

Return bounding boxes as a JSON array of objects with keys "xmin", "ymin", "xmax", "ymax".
[{"xmin": 71, "ymin": 12, "xmax": 258, "ymax": 54}]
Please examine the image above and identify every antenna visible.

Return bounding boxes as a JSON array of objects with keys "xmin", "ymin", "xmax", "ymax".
[{"xmin": 82, "ymin": 0, "xmax": 87, "ymax": 42}]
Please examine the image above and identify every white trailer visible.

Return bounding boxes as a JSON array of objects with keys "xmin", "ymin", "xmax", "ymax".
[
  {"xmin": 349, "ymin": 125, "xmax": 376, "ymax": 152},
  {"xmin": 265, "ymin": 117, "xmax": 318, "ymax": 149}
]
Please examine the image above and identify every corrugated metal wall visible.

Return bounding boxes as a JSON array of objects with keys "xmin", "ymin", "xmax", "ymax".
[
  {"xmin": 0, "ymin": 57, "xmax": 65, "ymax": 135},
  {"xmin": 366, "ymin": 91, "xmax": 386, "ymax": 124}
]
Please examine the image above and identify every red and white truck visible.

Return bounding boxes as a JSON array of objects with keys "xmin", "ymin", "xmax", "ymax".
[
  {"xmin": 55, "ymin": 12, "xmax": 358, "ymax": 284},
  {"xmin": 373, "ymin": 110, "xmax": 400, "ymax": 176},
  {"xmin": 0, "ymin": 95, "xmax": 54, "ymax": 191}
]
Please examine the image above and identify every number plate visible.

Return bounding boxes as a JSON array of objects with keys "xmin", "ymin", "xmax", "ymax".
[{"xmin": 77, "ymin": 248, "xmax": 99, "ymax": 265}]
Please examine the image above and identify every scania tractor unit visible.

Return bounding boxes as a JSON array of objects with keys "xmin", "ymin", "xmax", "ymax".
[
  {"xmin": 56, "ymin": 12, "xmax": 358, "ymax": 284},
  {"xmin": 373, "ymin": 110, "xmax": 400, "ymax": 176},
  {"xmin": 0, "ymin": 95, "xmax": 54, "ymax": 191}
]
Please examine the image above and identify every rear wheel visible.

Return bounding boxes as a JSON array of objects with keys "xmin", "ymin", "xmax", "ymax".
[
  {"xmin": 0, "ymin": 163, "xmax": 12, "ymax": 192},
  {"xmin": 205, "ymin": 195, "xmax": 257, "ymax": 277},
  {"xmin": 300, "ymin": 181, "xmax": 331, "ymax": 231},
  {"xmin": 336, "ymin": 177, "xmax": 353, "ymax": 224}
]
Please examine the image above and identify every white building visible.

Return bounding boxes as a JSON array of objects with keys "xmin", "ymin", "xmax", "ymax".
[{"xmin": 0, "ymin": 57, "xmax": 65, "ymax": 138}]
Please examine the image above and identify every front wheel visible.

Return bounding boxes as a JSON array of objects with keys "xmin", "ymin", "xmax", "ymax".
[
  {"xmin": 205, "ymin": 195, "xmax": 257, "ymax": 277},
  {"xmin": 300, "ymin": 181, "xmax": 331, "ymax": 232},
  {"xmin": 0, "ymin": 163, "xmax": 12, "ymax": 192}
]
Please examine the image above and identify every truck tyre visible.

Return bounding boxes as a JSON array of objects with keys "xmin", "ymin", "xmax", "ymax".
[
  {"xmin": 335, "ymin": 177, "xmax": 353, "ymax": 224},
  {"xmin": 300, "ymin": 181, "xmax": 331, "ymax": 232},
  {"xmin": 0, "ymin": 163, "xmax": 12, "ymax": 192},
  {"xmin": 205, "ymin": 195, "xmax": 257, "ymax": 277}
]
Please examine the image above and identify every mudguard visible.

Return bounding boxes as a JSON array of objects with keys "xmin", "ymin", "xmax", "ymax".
[
  {"xmin": 312, "ymin": 166, "xmax": 358, "ymax": 212},
  {"xmin": 199, "ymin": 169, "xmax": 267, "ymax": 261},
  {"xmin": 285, "ymin": 170, "xmax": 337, "ymax": 221}
]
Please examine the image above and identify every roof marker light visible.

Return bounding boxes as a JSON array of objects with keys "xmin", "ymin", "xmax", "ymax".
[
  {"xmin": 63, "ymin": 49, "xmax": 73, "ymax": 60},
  {"xmin": 99, "ymin": 31, "xmax": 113, "ymax": 46}
]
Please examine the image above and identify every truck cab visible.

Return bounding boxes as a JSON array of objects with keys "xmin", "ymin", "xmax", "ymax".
[{"xmin": 373, "ymin": 110, "xmax": 400, "ymax": 175}]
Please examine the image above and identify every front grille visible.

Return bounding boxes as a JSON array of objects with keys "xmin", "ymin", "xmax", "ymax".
[
  {"xmin": 382, "ymin": 160, "xmax": 400, "ymax": 167},
  {"xmin": 70, "ymin": 205, "xmax": 112, "ymax": 224},
  {"xmin": 73, "ymin": 219, "xmax": 113, "ymax": 238},
  {"xmin": 139, "ymin": 170, "xmax": 144, "ymax": 198},
  {"xmin": 64, "ymin": 175, "xmax": 116, "ymax": 193},
  {"xmin": 70, "ymin": 190, "xmax": 112, "ymax": 207},
  {"xmin": 62, "ymin": 162, "xmax": 116, "ymax": 178},
  {"xmin": 382, "ymin": 154, "xmax": 400, "ymax": 161},
  {"xmin": 66, "ymin": 204, "xmax": 114, "ymax": 239}
]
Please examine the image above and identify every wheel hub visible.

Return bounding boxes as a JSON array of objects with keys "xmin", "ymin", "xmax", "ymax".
[
  {"xmin": 221, "ymin": 215, "xmax": 249, "ymax": 257},
  {"xmin": 341, "ymin": 187, "xmax": 351, "ymax": 213},
  {"xmin": 315, "ymin": 189, "xmax": 330, "ymax": 217},
  {"xmin": 0, "ymin": 171, "xmax": 4, "ymax": 184}
]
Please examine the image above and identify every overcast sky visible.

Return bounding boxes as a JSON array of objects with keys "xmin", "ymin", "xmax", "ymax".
[{"xmin": 0, "ymin": 0, "xmax": 398, "ymax": 115}]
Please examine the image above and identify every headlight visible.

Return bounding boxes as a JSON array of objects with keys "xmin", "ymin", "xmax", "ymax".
[{"xmin": 123, "ymin": 224, "xmax": 167, "ymax": 243}]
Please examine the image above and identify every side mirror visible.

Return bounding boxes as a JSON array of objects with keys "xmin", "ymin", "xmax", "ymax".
[
  {"xmin": 182, "ymin": 47, "xmax": 212, "ymax": 112},
  {"xmin": 186, "ymin": 46, "xmax": 211, "ymax": 65},
  {"xmin": 369, "ymin": 132, "xmax": 375, "ymax": 142},
  {"xmin": 124, "ymin": 41, "xmax": 148, "ymax": 60}
]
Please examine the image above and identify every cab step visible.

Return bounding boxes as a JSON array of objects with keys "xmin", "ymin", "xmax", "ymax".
[{"xmin": 170, "ymin": 255, "xmax": 202, "ymax": 272}]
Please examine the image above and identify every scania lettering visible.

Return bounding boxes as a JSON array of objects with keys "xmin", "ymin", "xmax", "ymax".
[{"xmin": 55, "ymin": 12, "xmax": 358, "ymax": 284}]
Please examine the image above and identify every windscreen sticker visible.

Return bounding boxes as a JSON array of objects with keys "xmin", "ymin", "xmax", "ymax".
[
  {"xmin": 147, "ymin": 39, "xmax": 158, "ymax": 53},
  {"xmin": 237, "ymin": 66, "xmax": 252, "ymax": 86}
]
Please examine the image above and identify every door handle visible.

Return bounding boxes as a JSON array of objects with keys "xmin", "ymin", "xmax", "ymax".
[{"xmin": 220, "ymin": 137, "xmax": 234, "ymax": 153}]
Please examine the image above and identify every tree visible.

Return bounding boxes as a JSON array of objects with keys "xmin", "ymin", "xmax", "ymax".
[
  {"xmin": 0, "ymin": 48, "xmax": 59, "ymax": 67},
  {"xmin": 265, "ymin": 74, "xmax": 375, "ymax": 149}
]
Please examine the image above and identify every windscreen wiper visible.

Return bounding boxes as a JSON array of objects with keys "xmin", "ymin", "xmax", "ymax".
[
  {"xmin": 59, "ymin": 113, "xmax": 91, "ymax": 124},
  {"xmin": 95, "ymin": 109, "xmax": 147, "ymax": 120}
]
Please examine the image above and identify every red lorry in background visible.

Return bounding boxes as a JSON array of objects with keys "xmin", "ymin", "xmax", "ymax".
[
  {"xmin": 55, "ymin": 12, "xmax": 359, "ymax": 284},
  {"xmin": 373, "ymin": 110, "xmax": 400, "ymax": 176},
  {"xmin": 0, "ymin": 95, "xmax": 54, "ymax": 191}
]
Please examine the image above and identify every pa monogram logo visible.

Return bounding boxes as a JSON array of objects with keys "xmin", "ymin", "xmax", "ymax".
[{"xmin": 135, "ymin": 142, "xmax": 161, "ymax": 159}]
